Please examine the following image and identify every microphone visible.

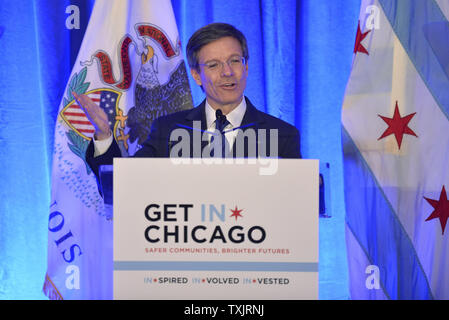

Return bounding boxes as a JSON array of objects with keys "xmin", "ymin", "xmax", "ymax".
[
  {"xmin": 215, "ymin": 109, "xmax": 228, "ymax": 134},
  {"xmin": 215, "ymin": 109, "xmax": 225, "ymax": 121}
]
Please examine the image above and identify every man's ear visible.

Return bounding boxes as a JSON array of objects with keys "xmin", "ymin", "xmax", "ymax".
[{"xmin": 190, "ymin": 68, "xmax": 202, "ymax": 86}]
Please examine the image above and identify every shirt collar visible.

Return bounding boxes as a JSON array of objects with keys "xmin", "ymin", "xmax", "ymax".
[{"xmin": 205, "ymin": 97, "xmax": 247, "ymax": 129}]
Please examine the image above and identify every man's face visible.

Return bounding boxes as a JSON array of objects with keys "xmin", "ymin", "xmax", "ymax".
[{"xmin": 191, "ymin": 36, "xmax": 248, "ymax": 111}]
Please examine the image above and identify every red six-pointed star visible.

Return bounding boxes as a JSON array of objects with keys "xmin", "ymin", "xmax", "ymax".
[
  {"xmin": 378, "ymin": 101, "xmax": 418, "ymax": 149},
  {"xmin": 230, "ymin": 206, "xmax": 243, "ymax": 221},
  {"xmin": 354, "ymin": 21, "xmax": 371, "ymax": 55},
  {"xmin": 424, "ymin": 186, "xmax": 449, "ymax": 235}
]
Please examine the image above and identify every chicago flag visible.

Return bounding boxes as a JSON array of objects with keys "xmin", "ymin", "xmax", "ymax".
[
  {"xmin": 342, "ymin": 0, "xmax": 449, "ymax": 299},
  {"xmin": 43, "ymin": 0, "xmax": 192, "ymax": 299}
]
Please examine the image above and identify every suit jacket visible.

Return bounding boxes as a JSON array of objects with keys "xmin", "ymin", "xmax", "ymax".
[{"xmin": 86, "ymin": 97, "xmax": 301, "ymax": 178}]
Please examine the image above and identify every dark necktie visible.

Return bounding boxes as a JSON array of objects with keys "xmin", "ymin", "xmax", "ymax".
[{"xmin": 211, "ymin": 109, "xmax": 230, "ymax": 157}]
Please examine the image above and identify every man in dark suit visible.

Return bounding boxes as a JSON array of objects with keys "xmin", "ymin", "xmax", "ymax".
[{"xmin": 75, "ymin": 23, "xmax": 301, "ymax": 177}]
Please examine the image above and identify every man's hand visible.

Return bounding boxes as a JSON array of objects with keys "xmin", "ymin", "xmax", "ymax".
[{"xmin": 72, "ymin": 91, "xmax": 111, "ymax": 140}]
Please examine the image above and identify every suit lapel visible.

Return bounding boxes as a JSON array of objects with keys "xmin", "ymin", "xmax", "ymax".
[
  {"xmin": 231, "ymin": 97, "xmax": 264, "ymax": 157},
  {"xmin": 185, "ymin": 99, "xmax": 207, "ymax": 130},
  {"xmin": 182, "ymin": 100, "xmax": 209, "ymax": 156},
  {"xmin": 240, "ymin": 97, "xmax": 263, "ymax": 127}
]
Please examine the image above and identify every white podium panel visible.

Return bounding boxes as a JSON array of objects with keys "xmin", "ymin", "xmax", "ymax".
[{"xmin": 113, "ymin": 158, "xmax": 319, "ymax": 299}]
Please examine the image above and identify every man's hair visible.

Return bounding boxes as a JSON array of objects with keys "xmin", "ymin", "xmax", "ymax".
[{"xmin": 186, "ymin": 22, "xmax": 249, "ymax": 70}]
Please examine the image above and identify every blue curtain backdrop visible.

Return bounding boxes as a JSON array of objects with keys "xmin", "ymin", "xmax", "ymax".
[{"xmin": 0, "ymin": 0, "xmax": 360, "ymax": 299}]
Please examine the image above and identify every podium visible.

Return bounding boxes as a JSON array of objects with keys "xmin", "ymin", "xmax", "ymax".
[{"xmin": 105, "ymin": 158, "xmax": 319, "ymax": 299}]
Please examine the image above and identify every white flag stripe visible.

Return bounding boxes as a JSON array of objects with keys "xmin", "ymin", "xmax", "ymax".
[
  {"xmin": 435, "ymin": 0, "xmax": 449, "ymax": 21},
  {"xmin": 64, "ymin": 110, "xmax": 86, "ymax": 116},
  {"xmin": 64, "ymin": 112, "xmax": 89, "ymax": 119},
  {"xmin": 64, "ymin": 118, "xmax": 92, "ymax": 125},
  {"xmin": 69, "ymin": 123, "xmax": 95, "ymax": 131}
]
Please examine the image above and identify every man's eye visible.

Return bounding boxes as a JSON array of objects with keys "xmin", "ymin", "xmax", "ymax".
[{"xmin": 207, "ymin": 62, "xmax": 219, "ymax": 69}]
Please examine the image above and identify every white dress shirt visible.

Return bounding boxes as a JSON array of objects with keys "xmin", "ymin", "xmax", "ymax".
[
  {"xmin": 204, "ymin": 98, "xmax": 247, "ymax": 150},
  {"xmin": 93, "ymin": 131, "xmax": 114, "ymax": 157}
]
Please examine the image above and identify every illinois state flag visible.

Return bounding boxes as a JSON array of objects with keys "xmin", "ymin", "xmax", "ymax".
[
  {"xmin": 342, "ymin": 0, "xmax": 449, "ymax": 299},
  {"xmin": 43, "ymin": 0, "xmax": 192, "ymax": 299}
]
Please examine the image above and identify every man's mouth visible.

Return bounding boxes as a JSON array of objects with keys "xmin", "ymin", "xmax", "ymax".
[{"xmin": 220, "ymin": 82, "xmax": 237, "ymax": 89}]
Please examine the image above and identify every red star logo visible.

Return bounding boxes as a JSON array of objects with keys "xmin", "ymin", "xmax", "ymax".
[
  {"xmin": 424, "ymin": 186, "xmax": 449, "ymax": 235},
  {"xmin": 354, "ymin": 21, "xmax": 371, "ymax": 55},
  {"xmin": 378, "ymin": 101, "xmax": 418, "ymax": 149},
  {"xmin": 230, "ymin": 206, "xmax": 243, "ymax": 221}
]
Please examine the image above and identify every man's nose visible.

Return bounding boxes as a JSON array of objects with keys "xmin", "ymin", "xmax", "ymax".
[{"xmin": 221, "ymin": 62, "xmax": 234, "ymax": 76}]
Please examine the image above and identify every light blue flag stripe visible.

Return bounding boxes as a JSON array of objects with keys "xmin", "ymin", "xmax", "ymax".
[
  {"xmin": 378, "ymin": 0, "xmax": 449, "ymax": 121},
  {"xmin": 114, "ymin": 261, "xmax": 318, "ymax": 272},
  {"xmin": 342, "ymin": 128, "xmax": 433, "ymax": 299}
]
